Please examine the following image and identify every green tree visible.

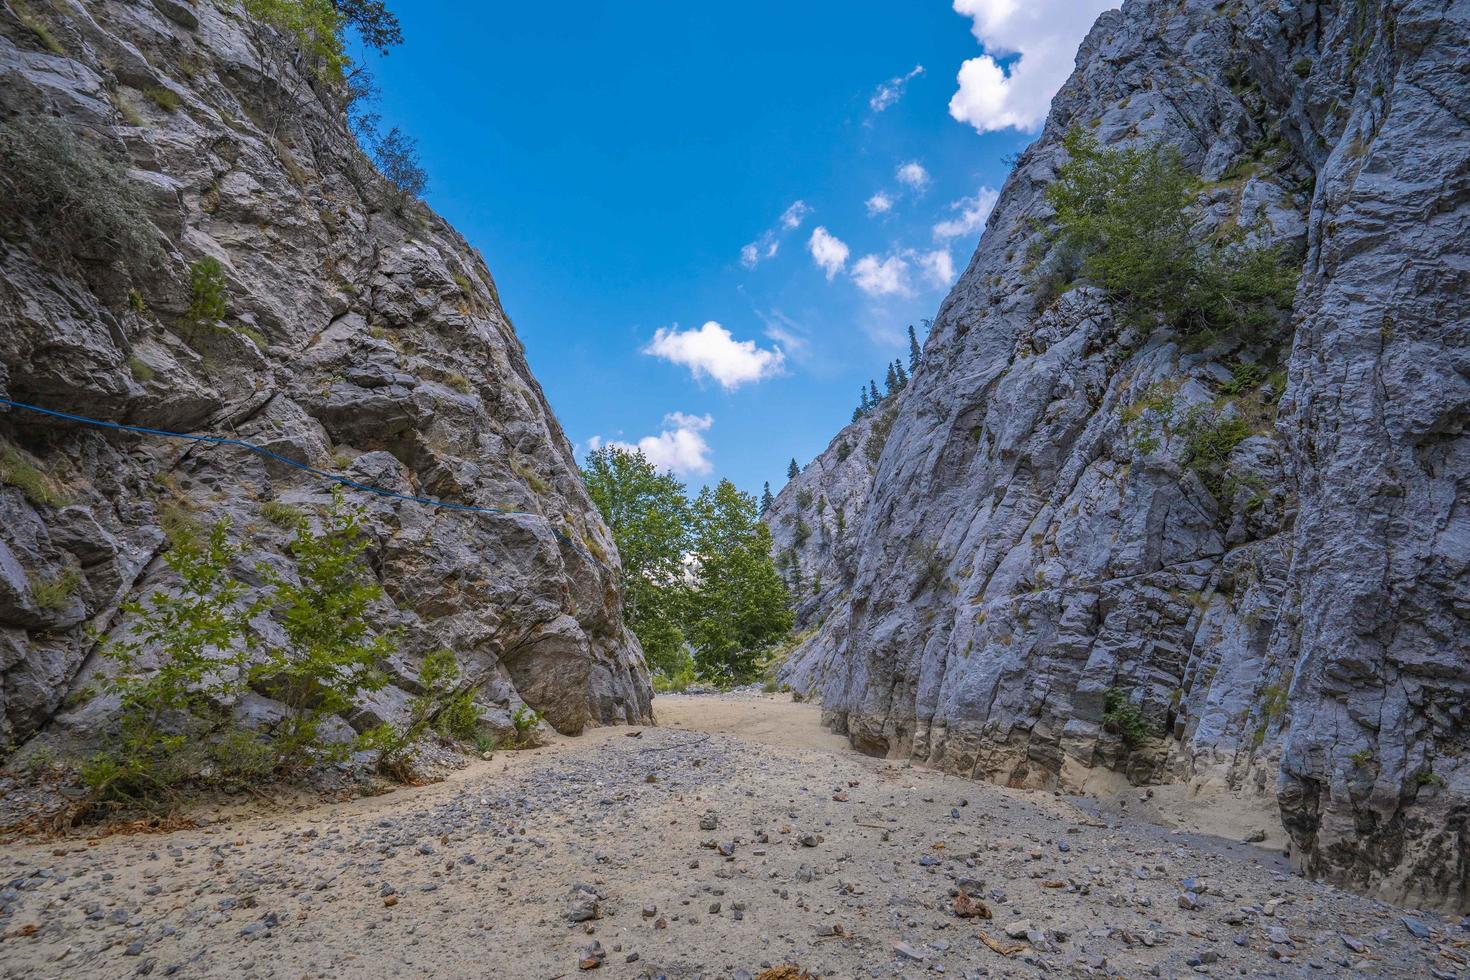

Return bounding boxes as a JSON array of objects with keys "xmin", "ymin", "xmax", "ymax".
[
  {"xmin": 908, "ymin": 323, "xmax": 922, "ymax": 371},
  {"xmin": 185, "ymin": 257, "xmax": 228, "ymax": 327},
  {"xmin": 1046, "ymin": 128, "xmax": 1296, "ymax": 336},
  {"xmin": 254, "ymin": 490, "xmax": 396, "ymax": 771},
  {"xmin": 787, "ymin": 458, "xmax": 799, "ymax": 481},
  {"xmin": 895, "ymin": 360, "xmax": 909, "ymax": 389},
  {"xmin": 82, "ymin": 520, "xmax": 259, "ymax": 808},
  {"xmin": 884, "ymin": 361, "xmax": 898, "ymax": 396},
  {"xmin": 686, "ymin": 480, "xmax": 793, "ymax": 682},
  {"xmin": 760, "ymin": 481, "xmax": 774, "ymax": 515},
  {"xmin": 581, "ymin": 447, "xmax": 692, "ymax": 674},
  {"xmin": 332, "ymin": 0, "xmax": 401, "ymax": 52},
  {"xmin": 373, "ymin": 126, "xmax": 427, "ymax": 214},
  {"xmin": 859, "ymin": 386, "xmax": 870, "ymax": 414},
  {"xmin": 868, "ymin": 379, "xmax": 881, "ymax": 405}
]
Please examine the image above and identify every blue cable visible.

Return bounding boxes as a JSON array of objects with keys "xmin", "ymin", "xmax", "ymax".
[{"xmin": 0, "ymin": 394, "xmax": 592, "ymax": 557}]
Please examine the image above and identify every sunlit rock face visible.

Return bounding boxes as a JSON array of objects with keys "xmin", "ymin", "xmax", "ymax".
[
  {"xmin": 777, "ymin": 0, "xmax": 1470, "ymax": 911},
  {"xmin": 0, "ymin": 0, "xmax": 651, "ymax": 755}
]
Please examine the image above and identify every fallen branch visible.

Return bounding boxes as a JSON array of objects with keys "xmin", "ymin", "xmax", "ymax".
[{"xmin": 638, "ymin": 734, "xmax": 712, "ymax": 754}]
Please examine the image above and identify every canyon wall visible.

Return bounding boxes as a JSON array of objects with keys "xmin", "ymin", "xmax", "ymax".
[
  {"xmin": 0, "ymin": 0, "xmax": 651, "ymax": 758},
  {"xmin": 775, "ymin": 0, "xmax": 1470, "ymax": 910}
]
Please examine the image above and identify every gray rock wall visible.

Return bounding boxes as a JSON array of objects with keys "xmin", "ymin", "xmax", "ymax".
[
  {"xmin": 763, "ymin": 401, "xmax": 892, "ymax": 634},
  {"xmin": 778, "ymin": 0, "xmax": 1470, "ymax": 910},
  {"xmin": 0, "ymin": 0, "xmax": 651, "ymax": 755}
]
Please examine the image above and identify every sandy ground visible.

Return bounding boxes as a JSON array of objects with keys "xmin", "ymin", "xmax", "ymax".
[{"xmin": 0, "ymin": 693, "xmax": 1460, "ymax": 979}]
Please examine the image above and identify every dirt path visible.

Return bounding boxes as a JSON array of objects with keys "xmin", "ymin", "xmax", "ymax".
[{"xmin": 0, "ymin": 694, "xmax": 1456, "ymax": 979}]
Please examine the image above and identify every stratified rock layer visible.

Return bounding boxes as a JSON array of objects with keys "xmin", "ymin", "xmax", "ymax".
[
  {"xmin": 779, "ymin": 0, "xmax": 1470, "ymax": 910},
  {"xmin": 0, "ymin": 0, "xmax": 650, "ymax": 753}
]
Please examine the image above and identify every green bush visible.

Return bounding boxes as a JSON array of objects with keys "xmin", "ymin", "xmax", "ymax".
[
  {"xmin": 367, "ymin": 648, "xmax": 480, "ymax": 778},
  {"xmin": 81, "ymin": 521, "xmax": 256, "ymax": 811},
  {"xmin": 1103, "ymin": 687, "xmax": 1154, "ymax": 748},
  {"xmin": 29, "ymin": 568, "xmax": 79, "ymax": 610},
  {"xmin": 0, "ymin": 116, "xmax": 159, "ymax": 277},
  {"xmin": 793, "ymin": 520, "xmax": 811, "ymax": 547},
  {"xmin": 509, "ymin": 705, "xmax": 543, "ymax": 748},
  {"xmin": 1045, "ymin": 128, "xmax": 1296, "ymax": 337},
  {"xmin": 254, "ymin": 490, "xmax": 396, "ymax": 772},
  {"xmin": 1180, "ymin": 407, "xmax": 1253, "ymax": 498},
  {"xmin": 1219, "ymin": 361, "xmax": 1267, "ymax": 396},
  {"xmin": 185, "ymin": 257, "xmax": 229, "ymax": 327},
  {"xmin": 651, "ymin": 658, "xmax": 699, "ymax": 694},
  {"xmin": 261, "ymin": 500, "xmax": 303, "ymax": 529}
]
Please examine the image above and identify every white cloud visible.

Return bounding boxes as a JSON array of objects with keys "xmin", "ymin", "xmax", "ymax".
[
  {"xmin": 869, "ymin": 64, "xmax": 925, "ymax": 113},
  {"xmin": 642, "ymin": 320, "xmax": 784, "ymax": 389},
  {"xmin": 896, "ymin": 161, "xmax": 931, "ymax": 190},
  {"xmin": 919, "ymin": 249, "xmax": 956, "ymax": 288},
  {"xmin": 591, "ymin": 413, "xmax": 714, "ymax": 476},
  {"xmin": 865, "ymin": 191, "xmax": 893, "ymax": 216},
  {"xmin": 933, "ymin": 185, "xmax": 1001, "ymax": 240},
  {"xmin": 949, "ymin": 0, "xmax": 1117, "ymax": 134},
  {"xmin": 852, "ymin": 253, "xmax": 913, "ymax": 298},
  {"xmin": 780, "ymin": 200, "xmax": 812, "ymax": 230},
  {"xmin": 807, "ymin": 226, "xmax": 850, "ymax": 280},
  {"xmin": 742, "ymin": 200, "xmax": 812, "ymax": 268}
]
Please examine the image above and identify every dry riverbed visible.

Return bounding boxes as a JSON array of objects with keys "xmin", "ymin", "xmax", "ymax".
[{"xmin": 0, "ymin": 693, "xmax": 1461, "ymax": 979}]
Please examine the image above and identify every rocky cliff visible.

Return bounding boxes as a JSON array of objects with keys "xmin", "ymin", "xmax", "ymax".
[
  {"xmin": 779, "ymin": 0, "xmax": 1470, "ymax": 911},
  {"xmin": 0, "ymin": 0, "xmax": 651, "ymax": 759},
  {"xmin": 764, "ymin": 400, "xmax": 892, "ymax": 632}
]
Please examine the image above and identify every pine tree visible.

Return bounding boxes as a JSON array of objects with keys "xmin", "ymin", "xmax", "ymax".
[
  {"xmin": 860, "ymin": 387, "xmax": 870, "ymax": 414},
  {"xmin": 787, "ymin": 458, "xmax": 799, "ymax": 480},
  {"xmin": 760, "ymin": 481, "xmax": 774, "ymax": 515},
  {"xmin": 908, "ymin": 323, "xmax": 922, "ymax": 371},
  {"xmin": 869, "ymin": 379, "xmax": 881, "ymax": 405},
  {"xmin": 895, "ymin": 360, "xmax": 909, "ymax": 388},
  {"xmin": 851, "ymin": 406, "xmax": 863, "ymax": 423},
  {"xmin": 884, "ymin": 362, "xmax": 898, "ymax": 396}
]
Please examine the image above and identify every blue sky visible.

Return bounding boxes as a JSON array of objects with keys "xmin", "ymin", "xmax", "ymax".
[{"xmin": 360, "ymin": 1, "xmax": 1113, "ymax": 495}]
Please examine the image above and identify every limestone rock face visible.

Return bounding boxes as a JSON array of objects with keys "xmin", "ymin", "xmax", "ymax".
[
  {"xmin": 763, "ymin": 403, "xmax": 892, "ymax": 634},
  {"xmin": 777, "ymin": 0, "xmax": 1470, "ymax": 910},
  {"xmin": 0, "ymin": 0, "xmax": 651, "ymax": 753}
]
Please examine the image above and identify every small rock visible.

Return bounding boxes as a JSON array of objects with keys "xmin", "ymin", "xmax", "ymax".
[{"xmin": 578, "ymin": 941, "xmax": 605, "ymax": 970}]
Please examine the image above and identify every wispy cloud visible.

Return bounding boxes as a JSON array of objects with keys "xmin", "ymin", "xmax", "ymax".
[
  {"xmin": 589, "ymin": 413, "xmax": 714, "ymax": 476},
  {"xmin": 865, "ymin": 191, "xmax": 894, "ymax": 216},
  {"xmin": 741, "ymin": 200, "xmax": 813, "ymax": 269},
  {"xmin": 757, "ymin": 309, "xmax": 810, "ymax": 362},
  {"xmin": 643, "ymin": 320, "xmax": 785, "ymax": 389},
  {"xmin": 933, "ymin": 185, "xmax": 1000, "ymax": 241},
  {"xmin": 869, "ymin": 64, "xmax": 925, "ymax": 113},
  {"xmin": 807, "ymin": 226, "xmax": 850, "ymax": 280},
  {"xmin": 949, "ymin": 0, "xmax": 1117, "ymax": 134}
]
